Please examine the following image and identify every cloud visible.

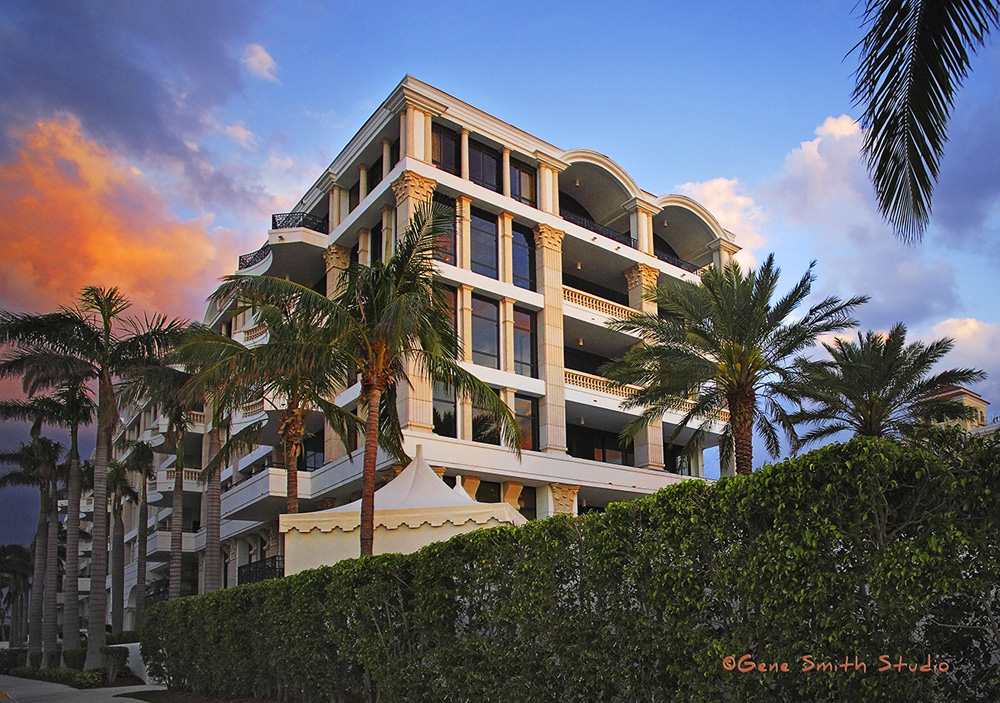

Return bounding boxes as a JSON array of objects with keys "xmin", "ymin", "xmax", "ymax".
[
  {"xmin": 928, "ymin": 318, "xmax": 1000, "ymax": 409},
  {"xmin": 674, "ymin": 177, "xmax": 767, "ymax": 268},
  {"xmin": 0, "ymin": 117, "xmax": 241, "ymax": 320},
  {"xmin": 242, "ymin": 44, "xmax": 279, "ymax": 83}
]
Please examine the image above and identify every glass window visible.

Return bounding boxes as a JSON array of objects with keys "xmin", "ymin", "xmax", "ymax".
[
  {"xmin": 471, "ymin": 295, "xmax": 499, "ymax": 369},
  {"xmin": 298, "ymin": 427, "xmax": 324, "ymax": 471},
  {"xmin": 514, "ymin": 394, "xmax": 539, "ymax": 451},
  {"xmin": 510, "ymin": 159, "xmax": 536, "ymax": 206},
  {"xmin": 513, "ymin": 308, "xmax": 537, "ymax": 378},
  {"xmin": 469, "ymin": 141, "xmax": 501, "ymax": 192},
  {"xmin": 567, "ymin": 425, "xmax": 634, "ymax": 466},
  {"xmin": 470, "ymin": 209, "xmax": 498, "ymax": 279},
  {"xmin": 472, "ymin": 398, "xmax": 501, "ymax": 445},
  {"xmin": 517, "ymin": 485, "xmax": 536, "ymax": 520},
  {"xmin": 511, "ymin": 223, "xmax": 536, "ymax": 291},
  {"xmin": 432, "ymin": 125, "xmax": 460, "ymax": 176},
  {"xmin": 433, "ymin": 193, "xmax": 457, "ymax": 265},
  {"xmin": 368, "ymin": 157, "xmax": 383, "ymax": 191},
  {"xmin": 433, "ymin": 383, "xmax": 456, "ymax": 438},
  {"xmin": 349, "ymin": 182, "xmax": 360, "ymax": 212},
  {"xmin": 369, "ymin": 222, "xmax": 383, "ymax": 264}
]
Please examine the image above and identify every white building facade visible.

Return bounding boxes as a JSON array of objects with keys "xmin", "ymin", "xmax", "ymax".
[{"xmin": 112, "ymin": 76, "xmax": 738, "ymax": 620}]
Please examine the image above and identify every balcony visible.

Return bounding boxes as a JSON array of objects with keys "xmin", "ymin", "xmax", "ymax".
[
  {"xmin": 238, "ymin": 555, "xmax": 284, "ymax": 585},
  {"xmin": 654, "ymin": 249, "xmax": 701, "ymax": 274},
  {"xmin": 238, "ymin": 242, "xmax": 270, "ymax": 270},
  {"xmin": 560, "ymin": 209, "xmax": 636, "ymax": 249},
  {"xmin": 271, "ymin": 212, "xmax": 329, "ymax": 233},
  {"xmin": 563, "ymin": 286, "xmax": 632, "ymax": 321},
  {"xmin": 565, "ymin": 370, "xmax": 730, "ymax": 424}
]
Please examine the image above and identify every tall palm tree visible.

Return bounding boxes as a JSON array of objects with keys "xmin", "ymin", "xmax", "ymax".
[
  {"xmin": 115, "ymin": 440, "xmax": 154, "ymax": 626},
  {"xmin": 205, "ymin": 202, "xmax": 520, "ymax": 556},
  {"xmin": 603, "ymin": 255, "xmax": 867, "ymax": 476},
  {"xmin": 0, "ymin": 286, "xmax": 184, "ymax": 668},
  {"xmin": 0, "ymin": 383, "xmax": 94, "ymax": 651},
  {"xmin": 853, "ymin": 0, "xmax": 999, "ymax": 242},
  {"xmin": 0, "ymin": 437, "xmax": 62, "ymax": 665},
  {"xmin": 106, "ymin": 460, "xmax": 137, "ymax": 634},
  {"xmin": 778, "ymin": 323, "xmax": 986, "ymax": 449}
]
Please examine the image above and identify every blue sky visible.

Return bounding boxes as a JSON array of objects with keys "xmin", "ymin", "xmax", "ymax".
[{"xmin": 1, "ymin": 0, "xmax": 998, "ymax": 543}]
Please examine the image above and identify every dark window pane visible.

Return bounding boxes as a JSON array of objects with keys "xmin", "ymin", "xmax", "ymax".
[
  {"xmin": 515, "ymin": 394, "xmax": 538, "ymax": 451},
  {"xmin": 477, "ymin": 480, "xmax": 501, "ymax": 502},
  {"xmin": 433, "ymin": 383, "xmax": 456, "ymax": 438},
  {"xmin": 432, "ymin": 126, "xmax": 460, "ymax": 176},
  {"xmin": 470, "ymin": 209, "xmax": 498, "ymax": 278},
  {"xmin": 472, "ymin": 401, "xmax": 501, "ymax": 445},
  {"xmin": 513, "ymin": 308, "xmax": 537, "ymax": 378},
  {"xmin": 369, "ymin": 222, "xmax": 382, "ymax": 263},
  {"xmin": 510, "ymin": 160, "xmax": 536, "ymax": 206},
  {"xmin": 433, "ymin": 193, "xmax": 456, "ymax": 265},
  {"xmin": 517, "ymin": 485, "xmax": 536, "ymax": 520},
  {"xmin": 368, "ymin": 157, "xmax": 382, "ymax": 191},
  {"xmin": 511, "ymin": 223, "xmax": 535, "ymax": 291},
  {"xmin": 471, "ymin": 295, "xmax": 499, "ymax": 368},
  {"xmin": 469, "ymin": 141, "xmax": 500, "ymax": 192}
]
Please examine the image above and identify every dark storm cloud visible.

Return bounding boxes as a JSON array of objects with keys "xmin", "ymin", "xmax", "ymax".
[{"xmin": 0, "ymin": 0, "xmax": 263, "ymax": 209}]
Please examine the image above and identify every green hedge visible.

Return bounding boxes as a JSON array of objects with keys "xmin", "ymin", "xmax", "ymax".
[
  {"xmin": 8, "ymin": 665, "xmax": 103, "ymax": 688},
  {"xmin": 141, "ymin": 432, "xmax": 1000, "ymax": 702}
]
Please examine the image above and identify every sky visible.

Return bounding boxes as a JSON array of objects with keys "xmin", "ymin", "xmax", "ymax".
[{"xmin": 1, "ymin": 0, "xmax": 998, "ymax": 544}]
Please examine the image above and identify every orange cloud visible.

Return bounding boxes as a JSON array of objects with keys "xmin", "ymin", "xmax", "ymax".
[{"xmin": 0, "ymin": 117, "xmax": 241, "ymax": 321}]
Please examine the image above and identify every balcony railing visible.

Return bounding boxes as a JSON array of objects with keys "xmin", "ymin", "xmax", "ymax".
[
  {"xmin": 238, "ymin": 242, "xmax": 270, "ymax": 270},
  {"xmin": 654, "ymin": 250, "xmax": 701, "ymax": 273},
  {"xmin": 560, "ymin": 210, "xmax": 637, "ymax": 248},
  {"xmin": 565, "ymin": 370, "xmax": 730, "ymax": 423},
  {"xmin": 271, "ymin": 212, "xmax": 329, "ymax": 233},
  {"xmin": 240, "ymin": 399, "xmax": 265, "ymax": 416},
  {"xmin": 188, "ymin": 411, "xmax": 205, "ymax": 425},
  {"xmin": 238, "ymin": 555, "xmax": 284, "ymax": 585},
  {"xmin": 563, "ymin": 286, "xmax": 633, "ymax": 320},
  {"xmin": 243, "ymin": 323, "xmax": 267, "ymax": 342}
]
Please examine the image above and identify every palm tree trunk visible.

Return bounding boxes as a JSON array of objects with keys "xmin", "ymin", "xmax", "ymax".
[
  {"xmin": 28, "ymin": 506, "xmax": 46, "ymax": 662},
  {"xmin": 62, "ymin": 437, "xmax": 82, "ymax": 651},
  {"xmin": 169, "ymin": 433, "xmax": 184, "ymax": 600},
  {"xmin": 360, "ymin": 388, "xmax": 382, "ymax": 557},
  {"xmin": 110, "ymin": 508, "xmax": 124, "ymax": 634},
  {"xmin": 280, "ymin": 410, "xmax": 303, "ymax": 515},
  {"xmin": 84, "ymin": 391, "xmax": 112, "ymax": 670},
  {"xmin": 134, "ymin": 472, "xmax": 148, "ymax": 626},
  {"xmin": 41, "ymin": 484, "xmax": 59, "ymax": 667},
  {"xmin": 728, "ymin": 388, "xmax": 755, "ymax": 476},
  {"xmin": 203, "ymin": 427, "xmax": 222, "ymax": 592}
]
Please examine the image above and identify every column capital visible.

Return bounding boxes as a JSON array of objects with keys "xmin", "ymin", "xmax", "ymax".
[
  {"xmin": 624, "ymin": 262, "xmax": 660, "ymax": 290},
  {"xmin": 623, "ymin": 196, "xmax": 660, "ymax": 217},
  {"xmin": 533, "ymin": 223, "xmax": 565, "ymax": 252},
  {"xmin": 706, "ymin": 236, "xmax": 741, "ymax": 256},
  {"xmin": 533, "ymin": 151, "xmax": 570, "ymax": 173},
  {"xmin": 392, "ymin": 170, "xmax": 437, "ymax": 206},
  {"xmin": 323, "ymin": 243, "xmax": 350, "ymax": 272},
  {"xmin": 549, "ymin": 483, "xmax": 580, "ymax": 515}
]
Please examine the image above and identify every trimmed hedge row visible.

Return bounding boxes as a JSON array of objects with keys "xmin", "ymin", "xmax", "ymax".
[{"xmin": 142, "ymin": 432, "xmax": 1000, "ymax": 702}]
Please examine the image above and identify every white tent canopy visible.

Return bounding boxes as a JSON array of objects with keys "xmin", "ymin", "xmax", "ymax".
[{"xmin": 280, "ymin": 446, "xmax": 526, "ymax": 573}]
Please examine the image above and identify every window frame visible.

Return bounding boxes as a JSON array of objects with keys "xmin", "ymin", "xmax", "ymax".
[{"xmin": 470, "ymin": 294, "xmax": 500, "ymax": 369}]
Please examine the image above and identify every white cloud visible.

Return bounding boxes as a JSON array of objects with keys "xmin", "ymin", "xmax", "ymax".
[
  {"xmin": 222, "ymin": 121, "xmax": 256, "ymax": 149},
  {"xmin": 675, "ymin": 177, "xmax": 767, "ymax": 269},
  {"xmin": 242, "ymin": 44, "xmax": 279, "ymax": 83},
  {"xmin": 927, "ymin": 318, "xmax": 1000, "ymax": 410}
]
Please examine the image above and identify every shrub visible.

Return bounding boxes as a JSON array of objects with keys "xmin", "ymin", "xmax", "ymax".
[
  {"xmin": 106, "ymin": 629, "xmax": 141, "ymax": 644},
  {"xmin": 77, "ymin": 668, "xmax": 105, "ymax": 688},
  {"xmin": 63, "ymin": 647, "xmax": 87, "ymax": 670},
  {"xmin": 100, "ymin": 645, "xmax": 130, "ymax": 682},
  {"xmin": 0, "ymin": 647, "xmax": 26, "ymax": 673},
  {"xmin": 27, "ymin": 651, "xmax": 41, "ymax": 668},
  {"xmin": 141, "ymin": 433, "xmax": 1000, "ymax": 703}
]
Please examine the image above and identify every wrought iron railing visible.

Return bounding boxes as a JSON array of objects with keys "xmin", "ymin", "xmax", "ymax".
[
  {"xmin": 238, "ymin": 243, "xmax": 270, "ymax": 269},
  {"xmin": 654, "ymin": 250, "xmax": 701, "ymax": 273},
  {"xmin": 238, "ymin": 555, "xmax": 284, "ymax": 585},
  {"xmin": 560, "ymin": 210, "xmax": 636, "ymax": 248},
  {"xmin": 271, "ymin": 212, "xmax": 329, "ymax": 232}
]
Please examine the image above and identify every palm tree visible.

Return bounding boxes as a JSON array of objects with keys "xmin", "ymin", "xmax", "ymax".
[
  {"xmin": 603, "ymin": 255, "xmax": 867, "ymax": 476},
  {"xmin": 205, "ymin": 201, "xmax": 520, "ymax": 556},
  {"xmin": 0, "ymin": 383, "xmax": 94, "ymax": 651},
  {"xmin": 853, "ymin": 0, "xmax": 999, "ymax": 242},
  {"xmin": 0, "ymin": 286, "xmax": 184, "ymax": 668},
  {"xmin": 115, "ymin": 440, "xmax": 154, "ymax": 626},
  {"xmin": 107, "ymin": 460, "xmax": 137, "ymax": 634},
  {"xmin": 0, "ymin": 437, "xmax": 62, "ymax": 665},
  {"xmin": 778, "ymin": 323, "xmax": 986, "ymax": 449}
]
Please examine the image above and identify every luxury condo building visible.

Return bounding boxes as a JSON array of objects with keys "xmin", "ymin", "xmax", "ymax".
[{"xmin": 110, "ymin": 76, "xmax": 738, "ymax": 622}]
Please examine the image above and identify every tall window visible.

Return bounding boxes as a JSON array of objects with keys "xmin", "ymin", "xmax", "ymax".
[
  {"xmin": 471, "ymin": 294, "xmax": 499, "ymax": 369},
  {"xmin": 511, "ymin": 223, "xmax": 536, "ymax": 291},
  {"xmin": 470, "ymin": 208, "xmax": 498, "ymax": 279},
  {"xmin": 567, "ymin": 425, "xmax": 634, "ymax": 466},
  {"xmin": 432, "ymin": 125, "xmax": 460, "ymax": 176},
  {"xmin": 472, "ymin": 394, "xmax": 501, "ymax": 445},
  {"xmin": 469, "ymin": 141, "xmax": 501, "ymax": 192},
  {"xmin": 510, "ymin": 159, "xmax": 536, "ymax": 206},
  {"xmin": 368, "ymin": 157, "xmax": 383, "ymax": 191},
  {"xmin": 433, "ymin": 383, "xmax": 456, "ymax": 438},
  {"xmin": 369, "ymin": 222, "xmax": 383, "ymax": 264},
  {"xmin": 298, "ymin": 428, "xmax": 325, "ymax": 471},
  {"xmin": 514, "ymin": 394, "xmax": 539, "ymax": 451},
  {"xmin": 349, "ymin": 182, "xmax": 360, "ymax": 212},
  {"xmin": 433, "ymin": 193, "xmax": 456, "ymax": 265},
  {"xmin": 513, "ymin": 308, "xmax": 537, "ymax": 378}
]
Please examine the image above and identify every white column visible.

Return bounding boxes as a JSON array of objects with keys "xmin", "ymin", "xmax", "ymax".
[
  {"xmin": 534, "ymin": 223, "xmax": 567, "ymax": 453},
  {"xmin": 382, "ymin": 138, "xmax": 392, "ymax": 178},
  {"xmin": 499, "ymin": 212, "xmax": 514, "ymax": 284},
  {"xmin": 423, "ymin": 111, "xmax": 433, "ymax": 163},
  {"xmin": 381, "ymin": 205, "xmax": 395, "ymax": 257},
  {"xmin": 359, "ymin": 164, "xmax": 368, "ymax": 201},
  {"xmin": 502, "ymin": 148, "xmax": 511, "ymax": 197},
  {"xmin": 460, "ymin": 129, "xmax": 470, "ymax": 180},
  {"xmin": 501, "ymin": 297, "xmax": 515, "ymax": 373},
  {"xmin": 457, "ymin": 195, "xmax": 473, "ymax": 270}
]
